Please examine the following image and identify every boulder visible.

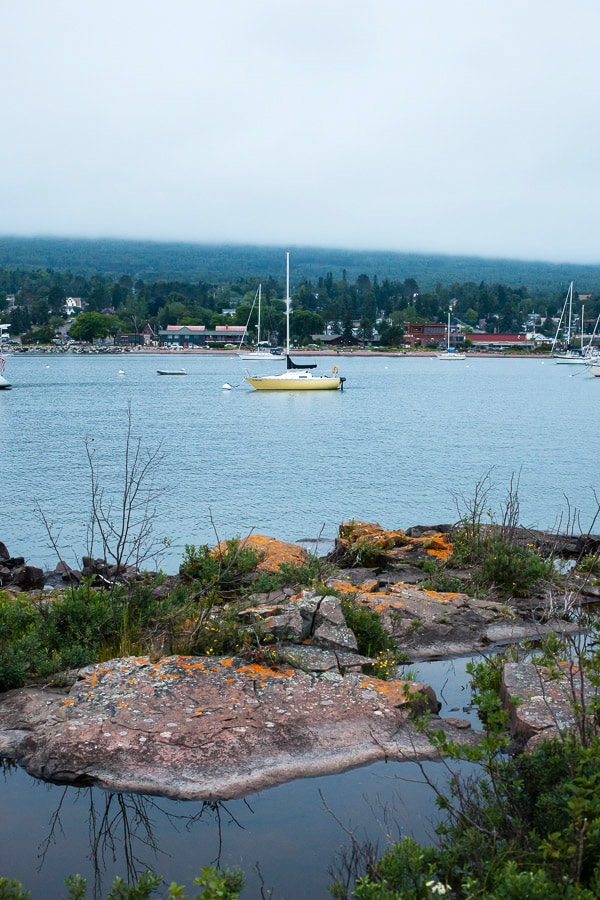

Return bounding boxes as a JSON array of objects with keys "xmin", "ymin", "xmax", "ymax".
[
  {"xmin": 212, "ymin": 534, "xmax": 309, "ymax": 572},
  {"xmin": 10, "ymin": 565, "xmax": 44, "ymax": 590},
  {"xmin": 0, "ymin": 654, "xmax": 472, "ymax": 800},
  {"xmin": 500, "ymin": 661, "xmax": 594, "ymax": 750}
]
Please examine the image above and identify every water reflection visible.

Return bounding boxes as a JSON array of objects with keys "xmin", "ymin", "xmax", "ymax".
[
  {"xmin": 36, "ymin": 785, "xmax": 251, "ymax": 899},
  {"xmin": 0, "ymin": 658, "xmax": 478, "ymax": 898},
  {"xmin": 1, "ymin": 756, "xmax": 459, "ymax": 898}
]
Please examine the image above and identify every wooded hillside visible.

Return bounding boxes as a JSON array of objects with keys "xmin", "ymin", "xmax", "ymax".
[{"xmin": 1, "ymin": 236, "xmax": 599, "ymax": 296}]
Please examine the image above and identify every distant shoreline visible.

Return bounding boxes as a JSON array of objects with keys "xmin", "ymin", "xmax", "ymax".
[{"xmin": 5, "ymin": 346, "xmax": 549, "ymax": 360}]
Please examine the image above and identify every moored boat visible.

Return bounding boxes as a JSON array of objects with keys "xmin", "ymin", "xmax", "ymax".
[
  {"xmin": 0, "ymin": 347, "xmax": 11, "ymax": 389},
  {"xmin": 244, "ymin": 254, "xmax": 345, "ymax": 391},
  {"xmin": 437, "ymin": 306, "xmax": 465, "ymax": 360}
]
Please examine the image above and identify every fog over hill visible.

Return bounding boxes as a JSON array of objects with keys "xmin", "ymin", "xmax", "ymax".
[{"xmin": 1, "ymin": 236, "xmax": 599, "ymax": 296}]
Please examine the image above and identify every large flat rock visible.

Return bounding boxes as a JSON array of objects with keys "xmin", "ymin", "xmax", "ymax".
[{"xmin": 0, "ymin": 655, "xmax": 477, "ymax": 800}]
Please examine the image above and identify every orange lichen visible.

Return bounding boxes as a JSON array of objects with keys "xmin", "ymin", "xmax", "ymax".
[
  {"xmin": 219, "ymin": 657, "xmax": 233, "ymax": 668},
  {"xmin": 423, "ymin": 534, "xmax": 454, "ymax": 560},
  {"xmin": 359, "ymin": 675, "xmax": 417, "ymax": 705},
  {"xmin": 337, "ymin": 521, "xmax": 408, "ymax": 551},
  {"xmin": 329, "ymin": 580, "xmax": 360, "ymax": 594},
  {"xmin": 237, "ymin": 664, "xmax": 293, "ymax": 679},
  {"xmin": 213, "ymin": 534, "xmax": 308, "ymax": 573},
  {"xmin": 423, "ymin": 589, "xmax": 461, "ymax": 602}
]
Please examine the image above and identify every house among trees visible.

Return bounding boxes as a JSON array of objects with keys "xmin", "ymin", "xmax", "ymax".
[
  {"xmin": 158, "ymin": 324, "xmax": 246, "ymax": 348},
  {"xmin": 64, "ymin": 297, "xmax": 83, "ymax": 315},
  {"xmin": 403, "ymin": 321, "xmax": 465, "ymax": 350}
]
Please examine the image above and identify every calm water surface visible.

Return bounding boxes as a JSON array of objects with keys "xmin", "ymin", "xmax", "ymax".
[
  {"xmin": 1, "ymin": 352, "xmax": 599, "ymax": 897},
  {"xmin": 2, "ymin": 352, "xmax": 599, "ymax": 571},
  {"xmin": 0, "ymin": 657, "xmax": 475, "ymax": 900}
]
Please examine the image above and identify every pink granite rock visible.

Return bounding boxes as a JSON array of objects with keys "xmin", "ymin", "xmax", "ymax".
[{"xmin": 0, "ymin": 654, "xmax": 477, "ymax": 800}]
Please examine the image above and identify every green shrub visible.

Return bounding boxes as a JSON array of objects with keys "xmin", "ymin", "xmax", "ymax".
[
  {"xmin": 0, "ymin": 644, "xmax": 29, "ymax": 692},
  {"xmin": 477, "ymin": 538, "xmax": 553, "ymax": 596},
  {"xmin": 0, "ymin": 866, "xmax": 243, "ymax": 900},
  {"xmin": 251, "ymin": 555, "xmax": 333, "ymax": 593},
  {"xmin": 341, "ymin": 598, "xmax": 395, "ymax": 659},
  {"xmin": 186, "ymin": 610, "xmax": 246, "ymax": 658},
  {"xmin": 577, "ymin": 554, "xmax": 600, "ymax": 575},
  {"xmin": 180, "ymin": 540, "xmax": 261, "ymax": 591},
  {"xmin": 421, "ymin": 570, "xmax": 468, "ymax": 594}
]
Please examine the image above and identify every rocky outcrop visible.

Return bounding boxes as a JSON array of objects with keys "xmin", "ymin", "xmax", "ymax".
[
  {"xmin": 500, "ymin": 661, "xmax": 596, "ymax": 751},
  {"xmin": 2, "ymin": 521, "xmax": 598, "ymax": 801},
  {"xmin": 0, "ymin": 654, "xmax": 473, "ymax": 800},
  {"xmin": 213, "ymin": 534, "xmax": 309, "ymax": 572},
  {"xmin": 0, "ymin": 541, "xmax": 44, "ymax": 590},
  {"xmin": 241, "ymin": 591, "xmax": 359, "ymax": 652}
]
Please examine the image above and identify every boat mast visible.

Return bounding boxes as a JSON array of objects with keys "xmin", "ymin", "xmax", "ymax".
[
  {"xmin": 285, "ymin": 251, "xmax": 290, "ymax": 356},
  {"xmin": 566, "ymin": 281, "xmax": 573, "ymax": 347},
  {"xmin": 447, "ymin": 306, "xmax": 451, "ymax": 350},
  {"xmin": 551, "ymin": 283, "xmax": 571, "ymax": 353},
  {"xmin": 257, "ymin": 284, "xmax": 262, "ymax": 347}
]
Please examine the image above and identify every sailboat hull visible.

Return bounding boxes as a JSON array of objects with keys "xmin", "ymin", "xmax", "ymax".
[
  {"xmin": 238, "ymin": 351, "xmax": 281, "ymax": 361},
  {"xmin": 245, "ymin": 372, "xmax": 342, "ymax": 390}
]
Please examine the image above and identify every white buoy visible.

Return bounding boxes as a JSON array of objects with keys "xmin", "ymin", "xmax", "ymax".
[
  {"xmin": 118, "ymin": 370, "xmax": 125, "ymax": 376},
  {"xmin": 222, "ymin": 382, "xmax": 232, "ymax": 390}
]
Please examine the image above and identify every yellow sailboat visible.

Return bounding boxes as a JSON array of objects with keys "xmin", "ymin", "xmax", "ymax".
[{"xmin": 244, "ymin": 253, "xmax": 345, "ymax": 391}]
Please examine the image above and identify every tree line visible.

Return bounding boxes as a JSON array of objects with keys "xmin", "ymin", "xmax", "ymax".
[{"xmin": 1, "ymin": 264, "xmax": 598, "ymax": 346}]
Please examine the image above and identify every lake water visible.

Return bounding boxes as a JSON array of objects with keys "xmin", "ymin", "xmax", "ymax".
[
  {"xmin": 0, "ymin": 656, "xmax": 476, "ymax": 900},
  {"xmin": 1, "ymin": 351, "xmax": 599, "ymax": 897},
  {"xmin": 2, "ymin": 351, "xmax": 600, "ymax": 572}
]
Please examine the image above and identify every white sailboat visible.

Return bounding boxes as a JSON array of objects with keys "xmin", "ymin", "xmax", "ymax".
[
  {"xmin": 238, "ymin": 285, "xmax": 281, "ymax": 362},
  {"xmin": 552, "ymin": 283, "xmax": 590, "ymax": 364},
  {"xmin": 244, "ymin": 254, "xmax": 345, "ymax": 391},
  {"xmin": 0, "ymin": 325, "xmax": 11, "ymax": 389},
  {"xmin": 437, "ymin": 307, "xmax": 465, "ymax": 359}
]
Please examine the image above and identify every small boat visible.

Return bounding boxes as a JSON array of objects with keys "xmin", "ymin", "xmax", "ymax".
[
  {"xmin": 157, "ymin": 368, "xmax": 187, "ymax": 376},
  {"xmin": 244, "ymin": 254, "xmax": 345, "ymax": 391},
  {"xmin": 437, "ymin": 307, "xmax": 465, "ymax": 360},
  {"xmin": 238, "ymin": 285, "xmax": 281, "ymax": 362},
  {"xmin": 0, "ymin": 347, "xmax": 11, "ymax": 390}
]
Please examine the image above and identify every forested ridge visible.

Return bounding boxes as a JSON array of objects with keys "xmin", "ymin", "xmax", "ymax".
[
  {"xmin": 1, "ymin": 236, "xmax": 599, "ymax": 346},
  {"xmin": 1, "ymin": 235, "xmax": 600, "ymax": 295}
]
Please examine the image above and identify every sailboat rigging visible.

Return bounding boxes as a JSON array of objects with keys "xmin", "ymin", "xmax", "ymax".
[
  {"xmin": 552, "ymin": 282, "xmax": 592, "ymax": 364},
  {"xmin": 437, "ymin": 306, "xmax": 465, "ymax": 360},
  {"xmin": 0, "ymin": 324, "xmax": 11, "ymax": 389},
  {"xmin": 244, "ymin": 254, "xmax": 345, "ymax": 391},
  {"xmin": 238, "ymin": 285, "xmax": 281, "ymax": 361}
]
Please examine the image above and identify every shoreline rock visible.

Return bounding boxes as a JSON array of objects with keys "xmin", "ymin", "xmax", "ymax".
[
  {"xmin": 1, "ymin": 520, "xmax": 598, "ymax": 800},
  {"xmin": 0, "ymin": 654, "xmax": 476, "ymax": 800}
]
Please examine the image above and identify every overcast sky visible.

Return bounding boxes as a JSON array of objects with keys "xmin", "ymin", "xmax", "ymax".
[{"xmin": 2, "ymin": 0, "xmax": 599, "ymax": 264}]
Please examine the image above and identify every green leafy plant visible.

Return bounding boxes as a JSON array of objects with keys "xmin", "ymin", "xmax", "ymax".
[
  {"xmin": 180, "ymin": 539, "xmax": 262, "ymax": 593},
  {"xmin": 250, "ymin": 555, "xmax": 334, "ymax": 593},
  {"xmin": 341, "ymin": 597, "xmax": 397, "ymax": 660}
]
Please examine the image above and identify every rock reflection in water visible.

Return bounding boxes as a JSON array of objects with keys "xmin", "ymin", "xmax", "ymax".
[
  {"xmin": 1, "ymin": 756, "xmax": 459, "ymax": 899},
  {"xmin": 0, "ymin": 657, "xmax": 476, "ymax": 898}
]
